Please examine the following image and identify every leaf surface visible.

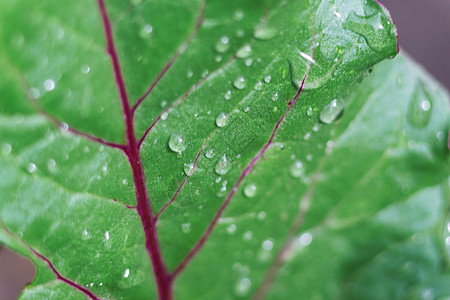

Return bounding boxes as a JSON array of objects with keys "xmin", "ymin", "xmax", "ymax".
[{"xmin": 0, "ymin": 0, "xmax": 449, "ymax": 299}]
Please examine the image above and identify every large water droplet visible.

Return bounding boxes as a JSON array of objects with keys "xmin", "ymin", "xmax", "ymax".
[
  {"xmin": 214, "ymin": 36, "xmax": 229, "ymax": 53},
  {"xmin": 407, "ymin": 83, "xmax": 433, "ymax": 128},
  {"xmin": 319, "ymin": 99, "xmax": 344, "ymax": 124},
  {"xmin": 243, "ymin": 182, "xmax": 257, "ymax": 198},
  {"xmin": 254, "ymin": 26, "xmax": 277, "ymax": 40},
  {"xmin": 139, "ymin": 24, "xmax": 153, "ymax": 39},
  {"xmin": 233, "ymin": 76, "xmax": 246, "ymax": 90},
  {"xmin": 168, "ymin": 134, "xmax": 186, "ymax": 154},
  {"xmin": 290, "ymin": 160, "xmax": 303, "ymax": 178},
  {"xmin": 215, "ymin": 112, "xmax": 228, "ymax": 127},
  {"xmin": 236, "ymin": 44, "xmax": 252, "ymax": 58},
  {"xmin": 44, "ymin": 79, "xmax": 55, "ymax": 91},
  {"xmin": 215, "ymin": 154, "xmax": 232, "ymax": 175},
  {"xmin": 183, "ymin": 163, "xmax": 195, "ymax": 176}
]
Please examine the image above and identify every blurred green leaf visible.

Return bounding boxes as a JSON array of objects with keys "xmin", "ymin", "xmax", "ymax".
[{"xmin": 0, "ymin": 0, "xmax": 448, "ymax": 299}]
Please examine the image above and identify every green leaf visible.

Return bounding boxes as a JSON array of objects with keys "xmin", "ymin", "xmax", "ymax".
[{"xmin": 0, "ymin": 0, "xmax": 448, "ymax": 299}]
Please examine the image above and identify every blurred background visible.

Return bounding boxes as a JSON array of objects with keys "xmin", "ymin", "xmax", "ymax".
[{"xmin": 1, "ymin": 0, "xmax": 449, "ymax": 299}]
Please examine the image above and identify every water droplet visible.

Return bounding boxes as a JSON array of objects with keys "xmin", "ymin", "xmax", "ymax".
[
  {"xmin": 243, "ymin": 183, "xmax": 257, "ymax": 198},
  {"xmin": 168, "ymin": 134, "xmax": 186, "ymax": 154},
  {"xmin": 306, "ymin": 107, "xmax": 313, "ymax": 116},
  {"xmin": 235, "ymin": 28, "xmax": 245, "ymax": 38},
  {"xmin": 215, "ymin": 112, "xmax": 228, "ymax": 127},
  {"xmin": 27, "ymin": 163, "xmax": 37, "ymax": 174},
  {"xmin": 299, "ymin": 233, "xmax": 312, "ymax": 245},
  {"xmin": 236, "ymin": 44, "xmax": 252, "ymax": 58},
  {"xmin": 186, "ymin": 69, "xmax": 194, "ymax": 78},
  {"xmin": 29, "ymin": 87, "xmax": 40, "ymax": 99},
  {"xmin": 215, "ymin": 154, "xmax": 232, "ymax": 175},
  {"xmin": 306, "ymin": 154, "xmax": 313, "ymax": 161},
  {"xmin": 201, "ymin": 69, "xmax": 209, "ymax": 78},
  {"xmin": 139, "ymin": 24, "xmax": 153, "ymax": 39},
  {"xmin": 227, "ymin": 224, "xmax": 237, "ymax": 234},
  {"xmin": 257, "ymin": 211, "xmax": 266, "ymax": 221},
  {"xmin": 234, "ymin": 278, "xmax": 251, "ymax": 296},
  {"xmin": 254, "ymin": 81, "xmax": 262, "ymax": 90},
  {"xmin": 303, "ymin": 132, "xmax": 311, "ymax": 140},
  {"xmin": 264, "ymin": 75, "xmax": 271, "ymax": 83},
  {"xmin": 182, "ymin": 223, "xmax": 191, "ymax": 233},
  {"xmin": 123, "ymin": 268, "xmax": 130, "ymax": 278},
  {"xmin": 224, "ymin": 90, "xmax": 232, "ymax": 100},
  {"xmin": 234, "ymin": 10, "xmax": 244, "ymax": 21},
  {"xmin": 183, "ymin": 163, "xmax": 195, "ymax": 176},
  {"xmin": 262, "ymin": 239, "xmax": 274, "ymax": 251},
  {"xmin": 1, "ymin": 143, "xmax": 12, "ymax": 155},
  {"xmin": 81, "ymin": 229, "xmax": 90, "ymax": 240},
  {"xmin": 319, "ymin": 99, "xmax": 345, "ymax": 124},
  {"xmin": 122, "ymin": 179, "xmax": 128, "ymax": 185},
  {"xmin": 243, "ymin": 106, "xmax": 250, "ymax": 113},
  {"xmin": 215, "ymin": 55, "xmax": 222, "ymax": 62},
  {"xmin": 47, "ymin": 159, "xmax": 56, "ymax": 171},
  {"xmin": 233, "ymin": 76, "xmax": 246, "ymax": 90},
  {"xmin": 290, "ymin": 160, "xmax": 303, "ymax": 178},
  {"xmin": 105, "ymin": 231, "xmax": 110, "ymax": 241},
  {"xmin": 160, "ymin": 100, "xmax": 167, "ymax": 108},
  {"xmin": 81, "ymin": 65, "xmax": 90, "ymax": 74},
  {"xmin": 44, "ymin": 79, "xmax": 55, "ymax": 91},
  {"xmin": 254, "ymin": 26, "xmax": 277, "ymax": 40},
  {"xmin": 407, "ymin": 83, "xmax": 433, "ymax": 128},
  {"xmin": 243, "ymin": 231, "xmax": 253, "ymax": 241},
  {"xmin": 214, "ymin": 36, "xmax": 229, "ymax": 53},
  {"xmin": 244, "ymin": 58, "xmax": 253, "ymax": 67},
  {"xmin": 272, "ymin": 92, "xmax": 279, "ymax": 101},
  {"xmin": 161, "ymin": 112, "xmax": 168, "ymax": 120},
  {"xmin": 205, "ymin": 149, "xmax": 215, "ymax": 159}
]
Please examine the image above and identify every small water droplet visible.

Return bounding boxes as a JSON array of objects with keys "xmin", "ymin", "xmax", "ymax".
[
  {"xmin": 161, "ymin": 112, "xmax": 168, "ymax": 120},
  {"xmin": 235, "ymin": 28, "xmax": 245, "ymax": 38},
  {"xmin": 290, "ymin": 160, "xmax": 303, "ymax": 178},
  {"xmin": 236, "ymin": 44, "xmax": 252, "ymax": 58},
  {"xmin": 407, "ymin": 83, "xmax": 433, "ymax": 128},
  {"xmin": 244, "ymin": 58, "xmax": 253, "ymax": 67},
  {"xmin": 262, "ymin": 239, "xmax": 274, "ymax": 251},
  {"xmin": 182, "ymin": 223, "xmax": 191, "ymax": 233},
  {"xmin": 168, "ymin": 134, "xmax": 186, "ymax": 154},
  {"xmin": 234, "ymin": 278, "xmax": 251, "ymax": 296},
  {"xmin": 215, "ymin": 112, "xmax": 228, "ymax": 127},
  {"xmin": 272, "ymin": 92, "xmax": 279, "ymax": 101},
  {"xmin": 243, "ymin": 106, "xmax": 250, "ymax": 113},
  {"xmin": 44, "ymin": 79, "xmax": 55, "ymax": 91},
  {"xmin": 29, "ymin": 87, "xmax": 40, "ymax": 99},
  {"xmin": 254, "ymin": 81, "xmax": 262, "ymax": 90},
  {"xmin": 215, "ymin": 55, "xmax": 222, "ymax": 62},
  {"xmin": 122, "ymin": 179, "xmax": 128, "ymax": 185},
  {"xmin": 183, "ymin": 163, "xmax": 195, "ymax": 176},
  {"xmin": 224, "ymin": 90, "xmax": 232, "ymax": 100},
  {"xmin": 319, "ymin": 99, "xmax": 345, "ymax": 124},
  {"xmin": 215, "ymin": 154, "xmax": 232, "ymax": 175},
  {"xmin": 306, "ymin": 107, "xmax": 313, "ymax": 116},
  {"xmin": 123, "ymin": 268, "xmax": 130, "ymax": 278},
  {"xmin": 47, "ymin": 159, "xmax": 56, "ymax": 171},
  {"xmin": 254, "ymin": 26, "xmax": 277, "ymax": 40},
  {"xmin": 227, "ymin": 224, "xmax": 237, "ymax": 234},
  {"xmin": 81, "ymin": 229, "xmax": 90, "ymax": 240},
  {"xmin": 299, "ymin": 232, "xmax": 312, "ymax": 245},
  {"xmin": 257, "ymin": 211, "xmax": 266, "ymax": 221},
  {"xmin": 233, "ymin": 76, "xmax": 246, "ymax": 90},
  {"xmin": 139, "ymin": 24, "xmax": 153, "ymax": 39},
  {"xmin": 306, "ymin": 154, "xmax": 313, "ymax": 161},
  {"xmin": 81, "ymin": 65, "xmax": 90, "ymax": 74},
  {"xmin": 303, "ymin": 132, "xmax": 311, "ymax": 140},
  {"xmin": 243, "ymin": 231, "xmax": 253, "ymax": 241},
  {"xmin": 244, "ymin": 183, "xmax": 257, "ymax": 198},
  {"xmin": 201, "ymin": 69, "xmax": 209, "ymax": 78},
  {"xmin": 214, "ymin": 36, "xmax": 229, "ymax": 53},
  {"xmin": 1, "ymin": 143, "xmax": 12, "ymax": 155},
  {"xmin": 264, "ymin": 75, "xmax": 271, "ymax": 83},
  {"xmin": 205, "ymin": 149, "xmax": 215, "ymax": 159},
  {"xmin": 234, "ymin": 10, "xmax": 244, "ymax": 21},
  {"xmin": 186, "ymin": 69, "xmax": 194, "ymax": 78},
  {"xmin": 27, "ymin": 163, "xmax": 37, "ymax": 174},
  {"xmin": 105, "ymin": 231, "xmax": 110, "ymax": 241},
  {"xmin": 160, "ymin": 100, "xmax": 167, "ymax": 108}
]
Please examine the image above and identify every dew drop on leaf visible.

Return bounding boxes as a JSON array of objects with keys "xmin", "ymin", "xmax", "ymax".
[
  {"xmin": 215, "ymin": 55, "xmax": 222, "ymax": 62},
  {"xmin": 139, "ymin": 24, "xmax": 153, "ymax": 39},
  {"xmin": 290, "ymin": 160, "xmax": 303, "ymax": 178},
  {"xmin": 205, "ymin": 149, "xmax": 215, "ymax": 159},
  {"xmin": 236, "ymin": 44, "xmax": 252, "ymax": 58},
  {"xmin": 182, "ymin": 223, "xmax": 191, "ymax": 233},
  {"xmin": 235, "ymin": 28, "xmax": 245, "ymax": 38},
  {"xmin": 254, "ymin": 81, "xmax": 263, "ymax": 90},
  {"xmin": 234, "ymin": 9, "xmax": 244, "ymax": 21},
  {"xmin": 215, "ymin": 154, "xmax": 232, "ymax": 175},
  {"xmin": 80, "ymin": 65, "xmax": 90, "ymax": 74},
  {"xmin": 123, "ymin": 268, "xmax": 130, "ymax": 278},
  {"xmin": 186, "ymin": 69, "xmax": 194, "ymax": 78},
  {"xmin": 168, "ymin": 133, "xmax": 186, "ymax": 154},
  {"xmin": 183, "ymin": 162, "xmax": 195, "ymax": 176},
  {"xmin": 244, "ymin": 182, "xmax": 257, "ymax": 198},
  {"xmin": 254, "ymin": 26, "xmax": 277, "ymax": 40},
  {"xmin": 243, "ymin": 231, "xmax": 253, "ymax": 241},
  {"xmin": 1, "ymin": 143, "xmax": 12, "ymax": 155},
  {"xmin": 264, "ymin": 75, "xmax": 271, "ymax": 83},
  {"xmin": 44, "ymin": 79, "xmax": 55, "ymax": 91},
  {"xmin": 27, "ymin": 163, "xmax": 37, "ymax": 174},
  {"xmin": 233, "ymin": 76, "xmax": 247, "ymax": 90},
  {"xmin": 227, "ymin": 224, "xmax": 237, "ymax": 234},
  {"xmin": 224, "ymin": 90, "xmax": 232, "ymax": 100},
  {"xmin": 161, "ymin": 112, "xmax": 168, "ymax": 120},
  {"xmin": 262, "ymin": 239, "xmax": 274, "ymax": 251},
  {"xmin": 234, "ymin": 278, "xmax": 251, "ymax": 296},
  {"xmin": 47, "ymin": 159, "xmax": 56, "ymax": 171},
  {"xmin": 319, "ymin": 99, "xmax": 344, "ymax": 124},
  {"xmin": 215, "ymin": 112, "xmax": 228, "ymax": 128},
  {"xmin": 407, "ymin": 83, "xmax": 433, "ymax": 128},
  {"xmin": 306, "ymin": 107, "xmax": 313, "ymax": 116},
  {"xmin": 244, "ymin": 58, "xmax": 253, "ymax": 67},
  {"xmin": 214, "ymin": 36, "xmax": 229, "ymax": 53}
]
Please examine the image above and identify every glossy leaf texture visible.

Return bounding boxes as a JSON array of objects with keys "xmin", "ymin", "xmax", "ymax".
[{"xmin": 0, "ymin": 0, "xmax": 449, "ymax": 299}]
